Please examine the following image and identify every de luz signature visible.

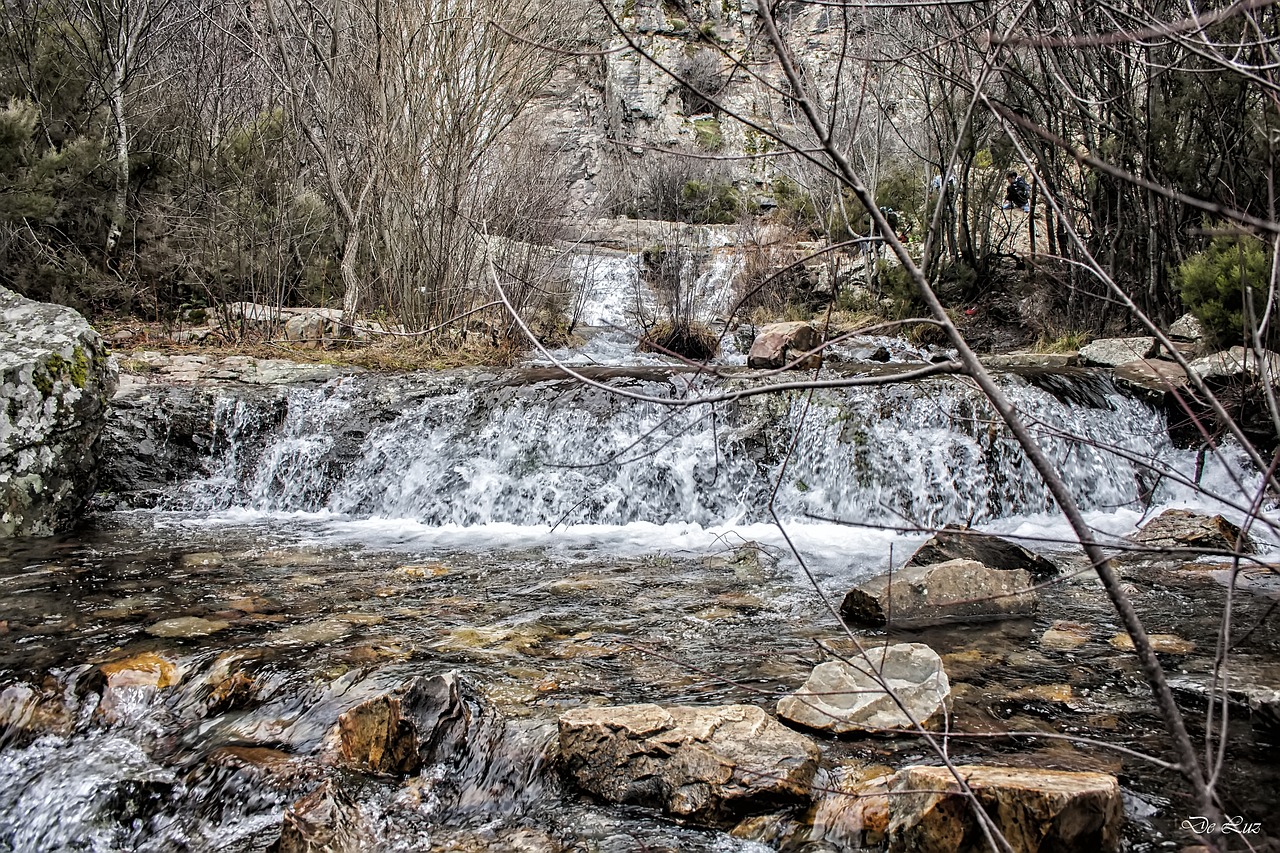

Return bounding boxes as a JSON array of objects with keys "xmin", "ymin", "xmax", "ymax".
[{"xmin": 1182, "ymin": 816, "xmax": 1263, "ymax": 835}]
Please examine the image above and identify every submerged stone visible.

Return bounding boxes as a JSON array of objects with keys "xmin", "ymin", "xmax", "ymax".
[
  {"xmin": 145, "ymin": 616, "xmax": 231, "ymax": 638},
  {"xmin": 557, "ymin": 702, "xmax": 820, "ymax": 825}
]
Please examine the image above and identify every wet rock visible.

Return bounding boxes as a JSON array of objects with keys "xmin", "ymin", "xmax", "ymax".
[
  {"xmin": 747, "ymin": 321, "xmax": 822, "ymax": 370},
  {"xmin": 269, "ymin": 780, "xmax": 371, "ymax": 853},
  {"xmin": 1079, "ymin": 336, "xmax": 1156, "ymax": 367},
  {"xmin": 1170, "ymin": 313, "xmax": 1204, "ymax": 342},
  {"xmin": 145, "ymin": 616, "xmax": 231, "ymax": 638},
  {"xmin": 1247, "ymin": 687, "xmax": 1280, "ymax": 731},
  {"xmin": 1108, "ymin": 632, "xmax": 1195, "ymax": 655},
  {"xmin": 1134, "ymin": 508, "xmax": 1252, "ymax": 554},
  {"xmin": 907, "ymin": 527, "xmax": 1059, "ymax": 580},
  {"xmin": 808, "ymin": 766, "xmax": 892, "ymax": 849},
  {"xmin": 1113, "ymin": 358, "xmax": 1188, "ymax": 394},
  {"xmin": 267, "ymin": 619, "xmax": 353, "ymax": 646},
  {"xmin": 557, "ymin": 702, "xmax": 820, "ymax": 825},
  {"xmin": 99, "ymin": 652, "xmax": 181, "ymax": 722},
  {"xmin": 840, "ymin": 559, "xmax": 1037, "ymax": 628},
  {"xmin": 1040, "ymin": 620, "xmax": 1091, "ymax": 651},
  {"xmin": 776, "ymin": 645, "xmax": 950, "ymax": 734},
  {"xmin": 0, "ymin": 286, "xmax": 117, "ymax": 535},
  {"xmin": 336, "ymin": 671, "xmax": 496, "ymax": 776},
  {"xmin": 886, "ymin": 765, "xmax": 1123, "ymax": 852},
  {"xmin": 0, "ymin": 682, "xmax": 75, "ymax": 740},
  {"xmin": 100, "ymin": 652, "xmax": 181, "ymax": 688}
]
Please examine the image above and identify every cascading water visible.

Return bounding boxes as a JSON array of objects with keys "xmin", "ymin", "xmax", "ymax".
[{"xmin": 165, "ymin": 368, "xmax": 1261, "ymax": 572}]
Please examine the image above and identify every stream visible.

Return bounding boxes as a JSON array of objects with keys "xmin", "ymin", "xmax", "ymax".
[{"xmin": 0, "ymin": 247, "xmax": 1277, "ymax": 851}]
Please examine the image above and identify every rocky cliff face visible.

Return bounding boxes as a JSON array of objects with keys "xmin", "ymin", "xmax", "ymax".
[
  {"xmin": 0, "ymin": 287, "xmax": 117, "ymax": 535},
  {"xmin": 537, "ymin": 0, "xmax": 901, "ymax": 213}
]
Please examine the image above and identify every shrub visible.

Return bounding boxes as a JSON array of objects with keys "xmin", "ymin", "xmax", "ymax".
[
  {"xmin": 1176, "ymin": 233, "xmax": 1274, "ymax": 348},
  {"xmin": 639, "ymin": 320, "xmax": 719, "ymax": 361}
]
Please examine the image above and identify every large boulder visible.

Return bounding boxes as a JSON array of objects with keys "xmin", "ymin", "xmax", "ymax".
[
  {"xmin": 886, "ymin": 765, "xmax": 1123, "ymax": 852},
  {"xmin": 1134, "ymin": 508, "xmax": 1252, "ymax": 554},
  {"xmin": 841, "ymin": 559, "xmax": 1037, "ymax": 628},
  {"xmin": 1079, "ymin": 336, "xmax": 1156, "ymax": 367},
  {"xmin": 557, "ymin": 702, "xmax": 820, "ymax": 825},
  {"xmin": 747, "ymin": 322, "xmax": 822, "ymax": 370},
  {"xmin": 776, "ymin": 644, "xmax": 950, "ymax": 734},
  {"xmin": 907, "ymin": 527, "xmax": 1059, "ymax": 581},
  {"xmin": 335, "ymin": 672, "xmax": 496, "ymax": 776},
  {"xmin": 0, "ymin": 287, "xmax": 117, "ymax": 536}
]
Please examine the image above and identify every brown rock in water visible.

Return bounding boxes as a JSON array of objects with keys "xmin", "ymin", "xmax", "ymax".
[
  {"xmin": 269, "ymin": 780, "xmax": 370, "ymax": 853},
  {"xmin": 907, "ymin": 527, "xmax": 1059, "ymax": 580},
  {"xmin": 747, "ymin": 322, "xmax": 822, "ymax": 369},
  {"xmin": 887, "ymin": 765, "xmax": 1123, "ymax": 852},
  {"xmin": 1134, "ymin": 508, "xmax": 1251, "ymax": 554},
  {"xmin": 841, "ymin": 559, "xmax": 1036, "ymax": 628},
  {"xmin": 1108, "ymin": 633, "xmax": 1195, "ymax": 655},
  {"xmin": 808, "ymin": 766, "xmax": 893, "ymax": 850},
  {"xmin": 1040, "ymin": 620, "xmax": 1091, "ymax": 651},
  {"xmin": 557, "ymin": 702, "xmax": 820, "ymax": 825},
  {"xmin": 776, "ymin": 645, "xmax": 950, "ymax": 734},
  {"xmin": 336, "ymin": 671, "xmax": 493, "ymax": 776}
]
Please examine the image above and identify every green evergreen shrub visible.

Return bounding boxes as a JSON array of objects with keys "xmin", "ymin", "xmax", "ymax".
[{"xmin": 1176, "ymin": 233, "xmax": 1274, "ymax": 348}]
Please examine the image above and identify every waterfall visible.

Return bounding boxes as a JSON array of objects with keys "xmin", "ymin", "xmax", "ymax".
[{"xmin": 172, "ymin": 370, "xmax": 1240, "ymax": 536}]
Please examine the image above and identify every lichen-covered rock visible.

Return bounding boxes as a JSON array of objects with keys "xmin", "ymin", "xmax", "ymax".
[
  {"xmin": 557, "ymin": 702, "xmax": 820, "ymax": 825},
  {"xmin": 1079, "ymin": 336, "xmax": 1156, "ymax": 367},
  {"xmin": 747, "ymin": 321, "xmax": 822, "ymax": 369},
  {"xmin": 1, "ymin": 287, "xmax": 117, "ymax": 535},
  {"xmin": 776, "ymin": 645, "xmax": 950, "ymax": 734},
  {"xmin": 840, "ymin": 559, "xmax": 1037, "ymax": 628},
  {"xmin": 907, "ymin": 527, "xmax": 1059, "ymax": 580},
  {"xmin": 886, "ymin": 765, "xmax": 1123, "ymax": 852},
  {"xmin": 1134, "ymin": 508, "xmax": 1252, "ymax": 554}
]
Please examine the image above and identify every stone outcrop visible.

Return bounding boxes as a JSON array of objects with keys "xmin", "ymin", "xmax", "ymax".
[
  {"xmin": 335, "ymin": 672, "xmax": 496, "ymax": 776},
  {"xmin": 886, "ymin": 765, "xmax": 1123, "ymax": 853},
  {"xmin": 907, "ymin": 527, "xmax": 1059, "ymax": 580},
  {"xmin": 776, "ymin": 645, "xmax": 950, "ymax": 734},
  {"xmin": 840, "ymin": 559, "xmax": 1037, "ymax": 628},
  {"xmin": 557, "ymin": 702, "xmax": 820, "ymax": 825},
  {"xmin": 1134, "ymin": 508, "xmax": 1252, "ymax": 554},
  {"xmin": 1, "ymin": 287, "xmax": 117, "ymax": 535},
  {"xmin": 1079, "ymin": 336, "xmax": 1156, "ymax": 367},
  {"xmin": 747, "ymin": 321, "xmax": 822, "ymax": 369}
]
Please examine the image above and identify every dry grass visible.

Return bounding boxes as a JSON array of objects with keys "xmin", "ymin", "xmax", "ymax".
[{"xmin": 104, "ymin": 321, "xmax": 524, "ymax": 371}]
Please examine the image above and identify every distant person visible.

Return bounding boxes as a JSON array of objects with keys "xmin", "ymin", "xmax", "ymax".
[{"xmin": 1003, "ymin": 171, "xmax": 1030, "ymax": 212}]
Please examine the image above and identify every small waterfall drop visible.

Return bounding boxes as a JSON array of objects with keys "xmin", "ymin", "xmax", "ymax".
[{"xmin": 174, "ymin": 370, "xmax": 1243, "ymax": 539}]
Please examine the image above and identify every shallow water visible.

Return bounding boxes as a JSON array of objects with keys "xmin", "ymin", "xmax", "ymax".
[{"xmin": 7, "ymin": 329, "xmax": 1280, "ymax": 849}]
